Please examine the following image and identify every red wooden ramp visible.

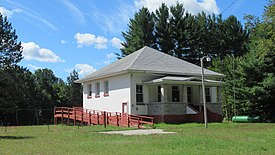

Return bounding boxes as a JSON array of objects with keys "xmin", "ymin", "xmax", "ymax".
[{"xmin": 54, "ymin": 107, "xmax": 154, "ymax": 129}]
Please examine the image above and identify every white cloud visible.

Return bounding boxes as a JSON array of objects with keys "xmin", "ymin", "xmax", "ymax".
[
  {"xmin": 74, "ymin": 33, "xmax": 108, "ymax": 49},
  {"xmin": 4, "ymin": 1, "xmax": 58, "ymax": 31},
  {"xmin": 26, "ymin": 64, "xmax": 41, "ymax": 71},
  {"xmin": 61, "ymin": 40, "xmax": 66, "ymax": 44},
  {"xmin": 134, "ymin": 0, "xmax": 219, "ymax": 15},
  {"xmin": 0, "ymin": 7, "xmax": 21, "ymax": 18},
  {"xmin": 111, "ymin": 37, "xmax": 123, "ymax": 49},
  {"xmin": 22, "ymin": 42, "xmax": 64, "ymax": 63},
  {"xmin": 61, "ymin": 0, "xmax": 85, "ymax": 25},
  {"xmin": 74, "ymin": 64, "xmax": 97, "ymax": 76},
  {"xmin": 103, "ymin": 53, "xmax": 116, "ymax": 65},
  {"xmin": 89, "ymin": 2, "xmax": 134, "ymax": 34}
]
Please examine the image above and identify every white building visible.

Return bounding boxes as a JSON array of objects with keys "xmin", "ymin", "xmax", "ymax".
[{"xmin": 76, "ymin": 46, "xmax": 224, "ymax": 123}]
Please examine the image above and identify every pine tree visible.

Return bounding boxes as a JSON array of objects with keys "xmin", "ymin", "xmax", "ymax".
[
  {"xmin": 0, "ymin": 14, "xmax": 23, "ymax": 68},
  {"xmin": 235, "ymin": 0, "xmax": 275, "ymax": 121},
  {"xmin": 120, "ymin": 7, "xmax": 156, "ymax": 57},
  {"xmin": 154, "ymin": 3, "xmax": 174, "ymax": 55}
]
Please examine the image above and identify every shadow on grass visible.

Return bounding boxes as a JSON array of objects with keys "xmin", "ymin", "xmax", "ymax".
[{"xmin": 0, "ymin": 136, "xmax": 34, "ymax": 140}]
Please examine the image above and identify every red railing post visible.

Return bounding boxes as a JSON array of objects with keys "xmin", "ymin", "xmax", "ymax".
[
  {"xmin": 74, "ymin": 108, "xmax": 76, "ymax": 126},
  {"xmin": 116, "ymin": 112, "xmax": 119, "ymax": 126},
  {"xmin": 81, "ymin": 109, "xmax": 83, "ymax": 126},
  {"xmin": 103, "ymin": 111, "xmax": 106, "ymax": 128},
  {"xmin": 127, "ymin": 114, "xmax": 130, "ymax": 127},
  {"xmin": 97, "ymin": 112, "xmax": 99, "ymax": 125},
  {"xmin": 61, "ymin": 108, "xmax": 64, "ymax": 126},
  {"xmin": 67, "ymin": 108, "xmax": 70, "ymax": 126},
  {"xmin": 89, "ymin": 111, "xmax": 91, "ymax": 125},
  {"xmin": 54, "ymin": 107, "xmax": 57, "ymax": 125}
]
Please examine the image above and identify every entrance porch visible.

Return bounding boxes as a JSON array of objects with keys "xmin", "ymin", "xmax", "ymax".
[{"xmin": 136, "ymin": 76, "xmax": 223, "ymax": 123}]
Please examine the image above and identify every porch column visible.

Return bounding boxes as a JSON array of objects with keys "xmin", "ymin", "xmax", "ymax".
[
  {"xmin": 161, "ymin": 84, "xmax": 167, "ymax": 103},
  {"xmin": 161, "ymin": 84, "xmax": 167, "ymax": 122},
  {"xmin": 182, "ymin": 85, "xmax": 187, "ymax": 103},
  {"xmin": 179, "ymin": 85, "xmax": 183, "ymax": 102},
  {"xmin": 217, "ymin": 86, "xmax": 222, "ymax": 103}
]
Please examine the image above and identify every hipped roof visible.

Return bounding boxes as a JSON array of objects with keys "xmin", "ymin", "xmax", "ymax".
[{"xmin": 76, "ymin": 46, "xmax": 224, "ymax": 83}]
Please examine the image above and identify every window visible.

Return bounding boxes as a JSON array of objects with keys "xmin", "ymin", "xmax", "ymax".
[
  {"xmin": 136, "ymin": 85, "xmax": 143, "ymax": 102},
  {"xmin": 172, "ymin": 86, "xmax": 179, "ymax": 102},
  {"xmin": 104, "ymin": 81, "xmax": 109, "ymax": 96},
  {"xmin": 158, "ymin": 86, "xmax": 161, "ymax": 102},
  {"xmin": 187, "ymin": 87, "xmax": 192, "ymax": 103},
  {"xmin": 206, "ymin": 87, "xmax": 211, "ymax": 102},
  {"xmin": 87, "ymin": 84, "xmax": 92, "ymax": 98},
  {"xmin": 95, "ymin": 82, "xmax": 100, "ymax": 97}
]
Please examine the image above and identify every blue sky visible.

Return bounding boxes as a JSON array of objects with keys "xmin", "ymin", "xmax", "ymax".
[{"xmin": 0, "ymin": 0, "xmax": 268, "ymax": 80}]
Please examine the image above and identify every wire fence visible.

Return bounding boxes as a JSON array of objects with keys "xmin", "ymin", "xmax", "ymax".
[{"xmin": 0, "ymin": 108, "xmax": 54, "ymax": 126}]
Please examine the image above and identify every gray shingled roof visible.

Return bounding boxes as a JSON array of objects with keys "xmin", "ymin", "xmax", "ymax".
[{"xmin": 75, "ymin": 46, "xmax": 224, "ymax": 83}]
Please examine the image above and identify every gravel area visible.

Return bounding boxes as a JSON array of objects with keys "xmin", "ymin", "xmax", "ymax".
[{"xmin": 100, "ymin": 129, "xmax": 176, "ymax": 135}]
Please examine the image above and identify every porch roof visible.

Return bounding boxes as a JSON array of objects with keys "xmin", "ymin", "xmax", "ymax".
[{"xmin": 144, "ymin": 76, "xmax": 224, "ymax": 86}]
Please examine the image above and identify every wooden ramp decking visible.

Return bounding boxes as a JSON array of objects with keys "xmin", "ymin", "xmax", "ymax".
[{"xmin": 54, "ymin": 107, "xmax": 154, "ymax": 129}]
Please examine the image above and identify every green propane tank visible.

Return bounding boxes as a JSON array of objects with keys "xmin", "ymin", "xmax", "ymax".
[{"xmin": 232, "ymin": 116, "xmax": 259, "ymax": 123}]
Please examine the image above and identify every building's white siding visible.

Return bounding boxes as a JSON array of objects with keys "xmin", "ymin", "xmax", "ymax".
[
  {"xmin": 83, "ymin": 73, "xmax": 131, "ymax": 113},
  {"xmin": 130, "ymin": 72, "xmax": 163, "ymax": 115}
]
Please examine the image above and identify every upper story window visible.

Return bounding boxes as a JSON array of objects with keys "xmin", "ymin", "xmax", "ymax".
[
  {"xmin": 136, "ymin": 85, "xmax": 143, "ymax": 103},
  {"xmin": 87, "ymin": 84, "xmax": 92, "ymax": 98},
  {"xmin": 187, "ymin": 87, "xmax": 192, "ymax": 103},
  {"xmin": 172, "ymin": 86, "xmax": 179, "ymax": 102},
  {"xmin": 104, "ymin": 81, "xmax": 109, "ymax": 96},
  {"xmin": 206, "ymin": 87, "xmax": 211, "ymax": 102},
  {"xmin": 95, "ymin": 82, "xmax": 100, "ymax": 97}
]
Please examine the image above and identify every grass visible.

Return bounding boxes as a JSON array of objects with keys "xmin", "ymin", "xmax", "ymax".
[{"xmin": 1, "ymin": 123, "xmax": 275, "ymax": 155}]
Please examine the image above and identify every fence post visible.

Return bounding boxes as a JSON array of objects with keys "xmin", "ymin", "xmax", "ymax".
[
  {"xmin": 81, "ymin": 109, "xmax": 83, "ymax": 126},
  {"xmin": 74, "ymin": 108, "xmax": 76, "ymax": 126},
  {"xmin": 116, "ymin": 112, "xmax": 119, "ymax": 126},
  {"xmin": 89, "ymin": 111, "xmax": 91, "ymax": 125},
  {"xmin": 103, "ymin": 111, "xmax": 106, "ymax": 128},
  {"xmin": 97, "ymin": 112, "xmax": 99, "ymax": 125},
  {"xmin": 54, "ymin": 107, "xmax": 57, "ymax": 125},
  {"xmin": 127, "ymin": 114, "xmax": 130, "ymax": 127},
  {"xmin": 61, "ymin": 108, "xmax": 64, "ymax": 126},
  {"xmin": 67, "ymin": 108, "xmax": 70, "ymax": 126}
]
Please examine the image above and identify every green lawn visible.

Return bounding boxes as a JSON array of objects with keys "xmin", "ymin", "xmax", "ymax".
[{"xmin": 1, "ymin": 123, "xmax": 275, "ymax": 155}]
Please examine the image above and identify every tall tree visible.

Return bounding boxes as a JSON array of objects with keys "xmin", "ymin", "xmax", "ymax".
[
  {"xmin": 67, "ymin": 70, "xmax": 82, "ymax": 107},
  {"xmin": 170, "ymin": 3, "xmax": 192, "ymax": 59},
  {"xmin": 154, "ymin": 3, "xmax": 174, "ymax": 55},
  {"xmin": 0, "ymin": 13, "xmax": 23, "ymax": 68},
  {"xmin": 120, "ymin": 7, "xmax": 156, "ymax": 57},
  {"xmin": 235, "ymin": 0, "xmax": 275, "ymax": 122}
]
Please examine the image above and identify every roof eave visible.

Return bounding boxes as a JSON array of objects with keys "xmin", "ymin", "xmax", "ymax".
[{"xmin": 74, "ymin": 70, "xmax": 129, "ymax": 83}]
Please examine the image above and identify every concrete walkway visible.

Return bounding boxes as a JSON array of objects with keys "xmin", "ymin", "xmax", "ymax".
[{"xmin": 100, "ymin": 129, "xmax": 176, "ymax": 135}]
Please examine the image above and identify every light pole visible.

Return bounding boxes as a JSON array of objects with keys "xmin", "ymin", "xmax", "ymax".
[{"xmin": 201, "ymin": 56, "xmax": 211, "ymax": 128}]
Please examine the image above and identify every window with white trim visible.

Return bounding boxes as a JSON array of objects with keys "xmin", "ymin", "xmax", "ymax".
[
  {"xmin": 172, "ymin": 86, "xmax": 179, "ymax": 102},
  {"xmin": 95, "ymin": 82, "xmax": 100, "ymax": 97},
  {"xmin": 136, "ymin": 85, "xmax": 143, "ymax": 102},
  {"xmin": 87, "ymin": 84, "xmax": 92, "ymax": 98},
  {"xmin": 187, "ymin": 87, "xmax": 192, "ymax": 103},
  {"xmin": 206, "ymin": 87, "xmax": 211, "ymax": 102},
  {"xmin": 157, "ymin": 86, "xmax": 161, "ymax": 102},
  {"xmin": 104, "ymin": 81, "xmax": 109, "ymax": 96}
]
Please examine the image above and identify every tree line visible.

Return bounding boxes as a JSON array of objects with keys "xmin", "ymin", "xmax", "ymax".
[
  {"xmin": 121, "ymin": 1, "xmax": 275, "ymax": 122},
  {"xmin": 119, "ymin": 2, "xmax": 249, "ymax": 65},
  {"xmin": 0, "ymin": 14, "xmax": 82, "ymax": 125}
]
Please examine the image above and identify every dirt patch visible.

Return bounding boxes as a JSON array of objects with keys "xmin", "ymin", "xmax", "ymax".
[{"xmin": 100, "ymin": 129, "xmax": 176, "ymax": 135}]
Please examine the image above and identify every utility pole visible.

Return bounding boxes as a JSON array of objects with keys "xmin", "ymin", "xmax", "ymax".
[{"xmin": 201, "ymin": 56, "xmax": 211, "ymax": 128}]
